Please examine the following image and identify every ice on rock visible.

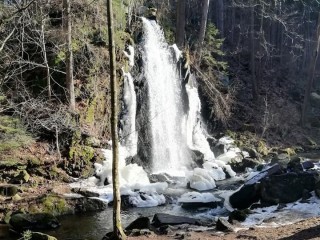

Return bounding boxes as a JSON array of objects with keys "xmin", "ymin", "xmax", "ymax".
[
  {"xmin": 129, "ymin": 192, "xmax": 166, "ymax": 207},
  {"xmin": 202, "ymin": 161, "xmax": 226, "ymax": 180},
  {"xmin": 123, "ymin": 45, "xmax": 135, "ymax": 67},
  {"xmin": 178, "ymin": 192, "xmax": 220, "ymax": 203},
  {"xmin": 187, "ymin": 168, "xmax": 217, "ymax": 191},
  {"xmin": 170, "ymin": 44, "xmax": 182, "ymax": 62}
]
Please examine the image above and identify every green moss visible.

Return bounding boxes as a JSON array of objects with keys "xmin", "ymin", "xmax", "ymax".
[
  {"xmin": 41, "ymin": 195, "xmax": 69, "ymax": 216},
  {"xmin": 0, "ymin": 116, "xmax": 33, "ymax": 153},
  {"xmin": 85, "ymin": 97, "xmax": 97, "ymax": 124},
  {"xmin": 54, "ymin": 50, "xmax": 65, "ymax": 65},
  {"xmin": 257, "ymin": 140, "xmax": 269, "ymax": 156},
  {"xmin": 69, "ymin": 145, "xmax": 95, "ymax": 163},
  {"xmin": 280, "ymin": 148, "xmax": 296, "ymax": 156},
  {"xmin": 225, "ymin": 130, "xmax": 237, "ymax": 139}
]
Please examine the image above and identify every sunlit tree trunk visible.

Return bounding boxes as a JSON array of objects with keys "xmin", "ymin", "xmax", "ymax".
[
  {"xmin": 63, "ymin": 0, "xmax": 75, "ymax": 111},
  {"xmin": 198, "ymin": 0, "xmax": 210, "ymax": 48},
  {"xmin": 107, "ymin": 0, "xmax": 126, "ymax": 239}
]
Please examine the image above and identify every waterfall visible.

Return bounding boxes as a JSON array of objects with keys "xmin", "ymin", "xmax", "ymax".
[
  {"xmin": 121, "ymin": 70, "xmax": 137, "ymax": 157},
  {"xmin": 141, "ymin": 18, "xmax": 191, "ymax": 174}
]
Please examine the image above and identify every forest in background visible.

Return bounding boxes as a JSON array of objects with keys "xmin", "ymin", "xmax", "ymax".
[{"xmin": 0, "ymin": 0, "xmax": 320, "ymax": 177}]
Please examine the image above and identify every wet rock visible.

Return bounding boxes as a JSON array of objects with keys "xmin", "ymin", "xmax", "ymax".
[
  {"xmin": 260, "ymin": 171, "xmax": 320, "ymax": 204},
  {"xmin": 228, "ymin": 209, "xmax": 251, "ymax": 223},
  {"xmin": 190, "ymin": 150, "xmax": 205, "ymax": 167},
  {"xmin": 152, "ymin": 213, "xmax": 200, "ymax": 227},
  {"xmin": 229, "ymin": 183, "xmax": 260, "ymax": 210},
  {"xmin": 315, "ymin": 181, "xmax": 320, "ymax": 198},
  {"xmin": 0, "ymin": 185, "xmax": 18, "ymax": 197},
  {"xmin": 302, "ymin": 161, "xmax": 315, "ymax": 170},
  {"xmin": 242, "ymin": 147, "xmax": 260, "ymax": 159},
  {"xmin": 229, "ymin": 164, "xmax": 282, "ymax": 209},
  {"xmin": 146, "ymin": 8, "xmax": 157, "ymax": 21},
  {"xmin": 180, "ymin": 201, "xmax": 222, "ymax": 209},
  {"xmin": 230, "ymin": 157, "xmax": 262, "ymax": 173},
  {"xmin": 287, "ymin": 156, "xmax": 303, "ymax": 172},
  {"xmin": 9, "ymin": 213, "xmax": 60, "ymax": 232},
  {"xmin": 126, "ymin": 217, "xmax": 150, "ymax": 231},
  {"xmin": 216, "ymin": 218, "xmax": 235, "ymax": 232},
  {"xmin": 73, "ymin": 188, "xmax": 99, "ymax": 198},
  {"xmin": 271, "ymin": 153, "xmax": 290, "ymax": 167},
  {"xmin": 75, "ymin": 197, "xmax": 107, "ymax": 212}
]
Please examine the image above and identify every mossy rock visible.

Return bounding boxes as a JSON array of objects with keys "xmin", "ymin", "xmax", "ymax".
[
  {"xmin": 69, "ymin": 145, "xmax": 95, "ymax": 163},
  {"xmin": 27, "ymin": 157, "xmax": 42, "ymax": 167},
  {"xmin": 9, "ymin": 213, "xmax": 60, "ymax": 232},
  {"xmin": 40, "ymin": 195, "xmax": 71, "ymax": 216},
  {"xmin": 228, "ymin": 209, "xmax": 252, "ymax": 223},
  {"xmin": 0, "ymin": 159, "xmax": 20, "ymax": 170},
  {"xmin": 9, "ymin": 170, "xmax": 30, "ymax": 184},
  {"xmin": 84, "ymin": 137, "xmax": 101, "ymax": 147},
  {"xmin": 4, "ymin": 211, "xmax": 12, "ymax": 224},
  {"xmin": 257, "ymin": 141, "xmax": 269, "ymax": 156},
  {"xmin": 279, "ymin": 148, "xmax": 296, "ymax": 156}
]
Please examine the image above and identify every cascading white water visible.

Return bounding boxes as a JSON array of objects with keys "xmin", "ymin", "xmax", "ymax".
[
  {"xmin": 121, "ymin": 70, "xmax": 138, "ymax": 157},
  {"xmin": 141, "ymin": 18, "xmax": 190, "ymax": 174},
  {"xmin": 185, "ymin": 75, "xmax": 215, "ymax": 161}
]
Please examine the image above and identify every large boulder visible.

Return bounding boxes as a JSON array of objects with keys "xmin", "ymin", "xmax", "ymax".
[
  {"xmin": 126, "ymin": 217, "xmax": 150, "ymax": 231},
  {"xmin": 271, "ymin": 153, "xmax": 290, "ymax": 167},
  {"xmin": 230, "ymin": 157, "xmax": 262, "ymax": 173},
  {"xmin": 9, "ymin": 213, "xmax": 60, "ymax": 232},
  {"xmin": 75, "ymin": 197, "xmax": 107, "ymax": 212},
  {"xmin": 151, "ymin": 213, "xmax": 200, "ymax": 227},
  {"xmin": 229, "ymin": 164, "xmax": 282, "ymax": 209},
  {"xmin": 260, "ymin": 171, "xmax": 319, "ymax": 204}
]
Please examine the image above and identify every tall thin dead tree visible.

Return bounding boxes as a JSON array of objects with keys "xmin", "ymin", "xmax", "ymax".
[
  {"xmin": 301, "ymin": 12, "xmax": 320, "ymax": 127},
  {"xmin": 198, "ymin": 0, "xmax": 210, "ymax": 49},
  {"xmin": 176, "ymin": 0, "xmax": 186, "ymax": 48},
  {"xmin": 107, "ymin": 0, "xmax": 126, "ymax": 239},
  {"xmin": 40, "ymin": 5, "xmax": 51, "ymax": 100},
  {"xmin": 63, "ymin": 0, "xmax": 76, "ymax": 111},
  {"xmin": 250, "ymin": 3, "xmax": 258, "ymax": 101}
]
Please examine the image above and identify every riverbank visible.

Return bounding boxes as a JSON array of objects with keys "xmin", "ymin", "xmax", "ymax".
[{"xmin": 128, "ymin": 217, "xmax": 320, "ymax": 240}]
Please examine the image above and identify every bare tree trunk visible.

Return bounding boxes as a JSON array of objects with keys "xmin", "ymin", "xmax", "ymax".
[
  {"xmin": 176, "ymin": 0, "xmax": 186, "ymax": 48},
  {"xmin": 63, "ymin": 0, "xmax": 75, "ymax": 112},
  {"xmin": 250, "ymin": 4, "xmax": 258, "ymax": 101},
  {"xmin": 217, "ymin": 0, "xmax": 224, "ymax": 38},
  {"xmin": 198, "ymin": 0, "xmax": 210, "ymax": 49},
  {"xmin": 301, "ymin": 12, "xmax": 320, "ymax": 127},
  {"xmin": 40, "ymin": 7, "xmax": 51, "ymax": 100},
  {"xmin": 107, "ymin": 0, "xmax": 126, "ymax": 239}
]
